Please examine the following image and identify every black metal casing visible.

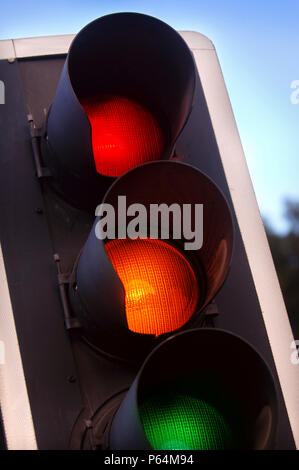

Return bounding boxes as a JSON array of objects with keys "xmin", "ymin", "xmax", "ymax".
[{"xmin": 41, "ymin": 13, "xmax": 196, "ymax": 209}]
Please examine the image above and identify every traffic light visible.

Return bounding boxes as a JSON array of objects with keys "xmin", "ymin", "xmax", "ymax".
[
  {"xmin": 109, "ymin": 329, "xmax": 277, "ymax": 450},
  {"xmin": 40, "ymin": 13, "xmax": 195, "ymax": 209},
  {"xmin": 0, "ymin": 12, "xmax": 298, "ymax": 451},
  {"xmin": 69, "ymin": 160, "xmax": 234, "ymax": 360}
]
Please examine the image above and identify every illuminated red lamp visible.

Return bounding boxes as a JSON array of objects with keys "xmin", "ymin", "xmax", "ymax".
[{"xmin": 82, "ymin": 96, "xmax": 164, "ymax": 177}]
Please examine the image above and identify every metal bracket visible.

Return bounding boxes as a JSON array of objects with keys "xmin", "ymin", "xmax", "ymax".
[
  {"xmin": 54, "ymin": 253, "xmax": 81, "ymax": 330},
  {"xmin": 203, "ymin": 301, "xmax": 219, "ymax": 317},
  {"xmin": 201, "ymin": 301, "xmax": 219, "ymax": 327},
  {"xmin": 27, "ymin": 114, "xmax": 52, "ymax": 178},
  {"xmin": 84, "ymin": 420, "xmax": 97, "ymax": 450}
]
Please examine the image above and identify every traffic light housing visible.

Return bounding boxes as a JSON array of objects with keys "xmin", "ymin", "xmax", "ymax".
[
  {"xmin": 110, "ymin": 329, "xmax": 277, "ymax": 450},
  {"xmin": 0, "ymin": 12, "xmax": 297, "ymax": 451},
  {"xmin": 41, "ymin": 13, "xmax": 195, "ymax": 209},
  {"xmin": 70, "ymin": 160, "xmax": 234, "ymax": 360}
]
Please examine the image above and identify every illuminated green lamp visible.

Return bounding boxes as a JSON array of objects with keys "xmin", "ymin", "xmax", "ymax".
[
  {"xmin": 109, "ymin": 329, "xmax": 278, "ymax": 450},
  {"xmin": 140, "ymin": 393, "xmax": 235, "ymax": 450}
]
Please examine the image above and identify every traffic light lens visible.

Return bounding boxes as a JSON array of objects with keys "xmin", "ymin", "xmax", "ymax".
[
  {"xmin": 140, "ymin": 393, "xmax": 235, "ymax": 450},
  {"xmin": 82, "ymin": 96, "xmax": 164, "ymax": 177},
  {"xmin": 105, "ymin": 239, "xmax": 198, "ymax": 336}
]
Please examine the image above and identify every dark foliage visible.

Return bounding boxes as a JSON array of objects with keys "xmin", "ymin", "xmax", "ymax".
[{"xmin": 265, "ymin": 200, "xmax": 299, "ymax": 339}]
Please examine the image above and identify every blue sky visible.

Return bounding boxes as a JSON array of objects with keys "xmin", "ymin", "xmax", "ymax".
[{"xmin": 0, "ymin": 0, "xmax": 298, "ymax": 233}]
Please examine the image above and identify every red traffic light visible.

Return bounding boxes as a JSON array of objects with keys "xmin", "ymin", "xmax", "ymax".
[
  {"xmin": 41, "ymin": 13, "xmax": 195, "ymax": 209},
  {"xmin": 82, "ymin": 95, "xmax": 164, "ymax": 177}
]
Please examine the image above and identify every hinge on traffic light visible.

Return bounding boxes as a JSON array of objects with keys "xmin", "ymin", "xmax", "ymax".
[
  {"xmin": 54, "ymin": 254, "xmax": 82, "ymax": 330},
  {"xmin": 28, "ymin": 114, "xmax": 52, "ymax": 179},
  {"xmin": 201, "ymin": 301, "xmax": 219, "ymax": 327},
  {"xmin": 84, "ymin": 420, "xmax": 98, "ymax": 451}
]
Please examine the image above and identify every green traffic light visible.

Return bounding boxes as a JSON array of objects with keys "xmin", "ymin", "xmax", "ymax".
[{"xmin": 140, "ymin": 393, "xmax": 237, "ymax": 450}]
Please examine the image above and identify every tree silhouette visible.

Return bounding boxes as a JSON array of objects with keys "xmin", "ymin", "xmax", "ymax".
[{"xmin": 265, "ymin": 199, "xmax": 299, "ymax": 339}]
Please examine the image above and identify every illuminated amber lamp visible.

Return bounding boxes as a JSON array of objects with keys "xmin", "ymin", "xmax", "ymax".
[{"xmin": 105, "ymin": 238, "xmax": 199, "ymax": 336}]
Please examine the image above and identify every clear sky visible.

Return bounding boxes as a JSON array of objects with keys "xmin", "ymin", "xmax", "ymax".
[{"xmin": 0, "ymin": 0, "xmax": 298, "ymax": 233}]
